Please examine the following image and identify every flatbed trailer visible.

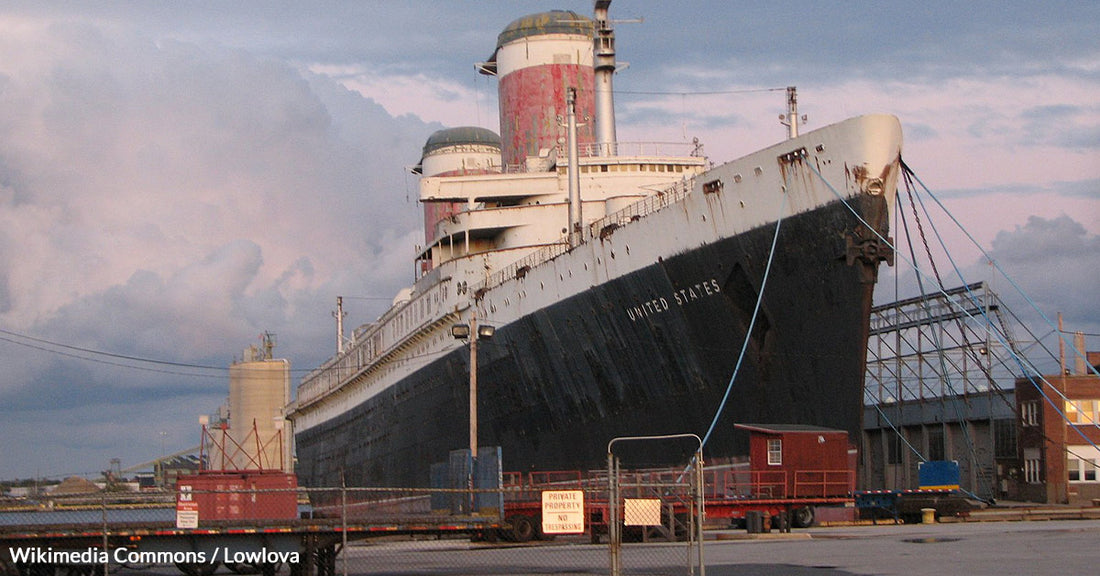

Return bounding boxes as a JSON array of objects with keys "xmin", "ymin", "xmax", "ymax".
[
  {"xmin": 0, "ymin": 510, "xmax": 498, "ymax": 576},
  {"xmin": 496, "ymin": 466, "xmax": 855, "ymax": 542},
  {"xmin": 854, "ymin": 488, "xmax": 981, "ymax": 523}
]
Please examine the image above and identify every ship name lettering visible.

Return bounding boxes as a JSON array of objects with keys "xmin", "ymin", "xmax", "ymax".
[
  {"xmin": 626, "ymin": 278, "xmax": 721, "ymax": 322},
  {"xmin": 626, "ymin": 297, "xmax": 670, "ymax": 321}
]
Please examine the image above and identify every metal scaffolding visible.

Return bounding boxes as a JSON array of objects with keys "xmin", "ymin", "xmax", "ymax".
[{"xmin": 864, "ymin": 282, "xmax": 1024, "ymax": 406}]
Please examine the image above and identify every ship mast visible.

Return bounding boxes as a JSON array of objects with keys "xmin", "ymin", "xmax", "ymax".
[
  {"xmin": 567, "ymin": 87, "xmax": 582, "ymax": 246},
  {"xmin": 333, "ymin": 296, "xmax": 346, "ymax": 355},
  {"xmin": 593, "ymin": 0, "xmax": 617, "ymax": 155},
  {"xmin": 779, "ymin": 86, "xmax": 807, "ymax": 139}
]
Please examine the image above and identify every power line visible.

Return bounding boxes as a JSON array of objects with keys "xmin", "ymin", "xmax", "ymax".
[
  {"xmin": 616, "ymin": 87, "xmax": 786, "ymax": 96},
  {"xmin": 0, "ymin": 333, "xmax": 221, "ymax": 379},
  {"xmin": 0, "ymin": 326, "xmax": 317, "ymax": 377},
  {"xmin": 0, "ymin": 326, "xmax": 226, "ymax": 371}
]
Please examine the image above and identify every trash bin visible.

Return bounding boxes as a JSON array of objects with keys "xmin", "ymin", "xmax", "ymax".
[{"xmin": 745, "ymin": 511, "xmax": 764, "ymax": 533}]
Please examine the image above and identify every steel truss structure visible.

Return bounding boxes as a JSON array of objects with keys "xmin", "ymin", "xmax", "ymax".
[{"xmin": 865, "ymin": 282, "xmax": 1025, "ymax": 406}]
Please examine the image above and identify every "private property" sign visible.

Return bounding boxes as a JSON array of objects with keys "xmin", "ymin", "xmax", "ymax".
[{"xmin": 541, "ymin": 490, "xmax": 584, "ymax": 534}]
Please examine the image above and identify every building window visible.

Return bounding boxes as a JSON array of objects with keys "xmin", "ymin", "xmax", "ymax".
[
  {"xmin": 1067, "ymin": 458, "xmax": 1097, "ymax": 482},
  {"xmin": 1024, "ymin": 458, "xmax": 1042, "ymax": 484},
  {"xmin": 767, "ymin": 439, "xmax": 782, "ymax": 466},
  {"xmin": 1065, "ymin": 399, "xmax": 1099, "ymax": 425},
  {"xmin": 887, "ymin": 431, "xmax": 903, "ymax": 465},
  {"xmin": 994, "ymin": 419, "xmax": 1017, "ymax": 459},
  {"xmin": 1023, "ymin": 448, "xmax": 1042, "ymax": 484},
  {"xmin": 1021, "ymin": 401, "xmax": 1040, "ymax": 427},
  {"xmin": 1066, "ymin": 446, "xmax": 1100, "ymax": 483},
  {"xmin": 927, "ymin": 426, "xmax": 945, "ymax": 461}
]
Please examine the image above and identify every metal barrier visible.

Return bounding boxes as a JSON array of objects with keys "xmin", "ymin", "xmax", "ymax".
[
  {"xmin": 1, "ymin": 480, "xmax": 710, "ymax": 576},
  {"xmin": 608, "ymin": 434, "xmax": 705, "ymax": 576}
]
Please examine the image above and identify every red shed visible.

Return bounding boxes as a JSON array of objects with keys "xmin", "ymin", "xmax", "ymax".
[{"xmin": 735, "ymin": 424, "xmax": 854, "ymax": 498}]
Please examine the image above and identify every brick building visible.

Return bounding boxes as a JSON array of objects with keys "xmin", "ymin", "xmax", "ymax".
[{"xmin": 1011, "ymin": 351, "xmax": 1100, "ymax": 504}]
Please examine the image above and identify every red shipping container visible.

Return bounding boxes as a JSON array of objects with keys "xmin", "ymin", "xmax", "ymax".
[{"xmin": 177, "ymin": 472, "xmax": 298, "ymax": 522}]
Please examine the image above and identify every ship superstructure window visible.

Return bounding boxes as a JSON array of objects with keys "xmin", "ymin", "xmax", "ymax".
[
  {"xmin": 767, "ymin": 439, "xmax": 782, "ymax": 466},
  {"xmin": 578, "ymin": 163, "xmax": 692, "ymax": 174}
]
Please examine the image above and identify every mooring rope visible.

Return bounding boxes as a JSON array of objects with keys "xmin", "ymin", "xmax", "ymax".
[
  {"xmin": 805, "ymin": 161, "xmax": 1100, "ymax": 456},
  {"xmin": 700, "ymin": 189, "xmax": 788, "ymax": 449}
]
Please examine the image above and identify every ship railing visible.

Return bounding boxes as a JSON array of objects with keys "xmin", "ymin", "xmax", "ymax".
[
  {"xmin": 483, "ymin": 240, "xmax": 572, "ymax": 290},
  {"xmin": 501, "ymin": 141, "xmax": 704, "ymax": 174},
  {"xmin": 296, "ymin": 357, "xmax": 348, "ymax": 407},
  {"xmin": 481, "ymin": 177, "xmax": 696, "ymax": 293},
  {"xmin": 296, "ymin": 279, "xmax": 460, "ymax": 409},
  {"xmin": 585, "ymin": 176, "xmax": 695, "ymax": 239},
  {"xmin": 579, "ymin": 141, "xmax": 703, "ymax": 158}
]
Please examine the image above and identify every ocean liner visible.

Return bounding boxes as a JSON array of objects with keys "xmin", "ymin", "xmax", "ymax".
[{"xmin": 287, "ymin": 3, "xmax": 902, "ymax": 488}]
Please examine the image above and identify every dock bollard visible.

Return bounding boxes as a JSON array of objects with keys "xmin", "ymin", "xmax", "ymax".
[{"xmin": 921, "ymin": 508, "xmax": 936, "ymax": 524}]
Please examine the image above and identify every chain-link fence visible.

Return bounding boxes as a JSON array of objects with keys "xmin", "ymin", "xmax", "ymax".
[
  {"xmin": 608, "ymin": 435, "xmax": 705, "ymax": 576},
  {"xmin": 1, "ymin": 472, "xmax": 708, "ymax": 576}
]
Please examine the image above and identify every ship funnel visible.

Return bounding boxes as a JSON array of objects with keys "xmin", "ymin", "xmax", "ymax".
[
  {"xmin": 593, "ymin": 0, "xmax": 617, "ymax": 155},
  {"xmin": 485, "ymin": 10, "xmax": 596, "ymax": 167}
]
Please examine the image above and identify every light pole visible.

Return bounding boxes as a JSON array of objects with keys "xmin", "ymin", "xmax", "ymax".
[{"xmin": 452, "ymin": 308, "xmax": 494, "ymax": 488}]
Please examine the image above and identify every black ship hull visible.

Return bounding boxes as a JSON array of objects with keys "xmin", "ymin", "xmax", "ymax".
[{"xmin": 296, "ymin": 194, "xmax": 889, "ymax": 488}]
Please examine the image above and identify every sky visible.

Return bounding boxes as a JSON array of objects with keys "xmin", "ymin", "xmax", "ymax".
[{"xmin": 0, "ymin": 1, "xmax": 1097, "ymax": 481}]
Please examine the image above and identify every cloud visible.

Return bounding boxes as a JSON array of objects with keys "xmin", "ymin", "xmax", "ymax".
[
  {"xmin": 0, "ymin": 16, "xmax": 438, "ymax": 478},
  {"xmin": 982, "ymin": 215, "xmax": 1099, "ymax": 324}
]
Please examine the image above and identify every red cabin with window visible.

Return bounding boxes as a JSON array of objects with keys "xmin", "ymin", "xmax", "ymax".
[{"xmin": 735, "ymin": 424, "xmax": 854, "ymax": 498}]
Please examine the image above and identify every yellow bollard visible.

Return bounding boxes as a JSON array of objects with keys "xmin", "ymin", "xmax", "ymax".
[{"xmin": 921, "ymin": 508, "xmax": 936, "ymax": 524}]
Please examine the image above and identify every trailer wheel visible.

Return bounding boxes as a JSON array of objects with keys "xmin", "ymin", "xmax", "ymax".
[
  {"xmin": 508, "ymin": 515, "xmax": 536, "ymax": 543},
  {"xmin": 531, "ymin": 515, "xmax": 554, "ymax": 541},
  {"xmin": 176, "ymin": 561, "xmax": 220, "ymax": 576},
  {"xmin": 791, "ymin": 506, "xmax": 815, "ymax": 528}
]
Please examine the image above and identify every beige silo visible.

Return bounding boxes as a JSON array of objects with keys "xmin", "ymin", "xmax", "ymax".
[{"xmin": 227, "ymin": 334, "xmax": 292, "ymax": 472}]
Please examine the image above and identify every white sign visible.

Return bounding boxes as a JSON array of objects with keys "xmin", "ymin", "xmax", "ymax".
[
  {"xmin": 176, "ymin": 485, "xmax": 199, "ymax": 529},
  {"xmin": 175, "ymin": 504, "xmax": 198, "ymax": 529},
  {"xmin": 623, "ymin": 498, "xmax": 662, "ymax": 526},
  {"xmin": 541, "ymin": 490, "xmax": 585, "ymax": 534}
]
